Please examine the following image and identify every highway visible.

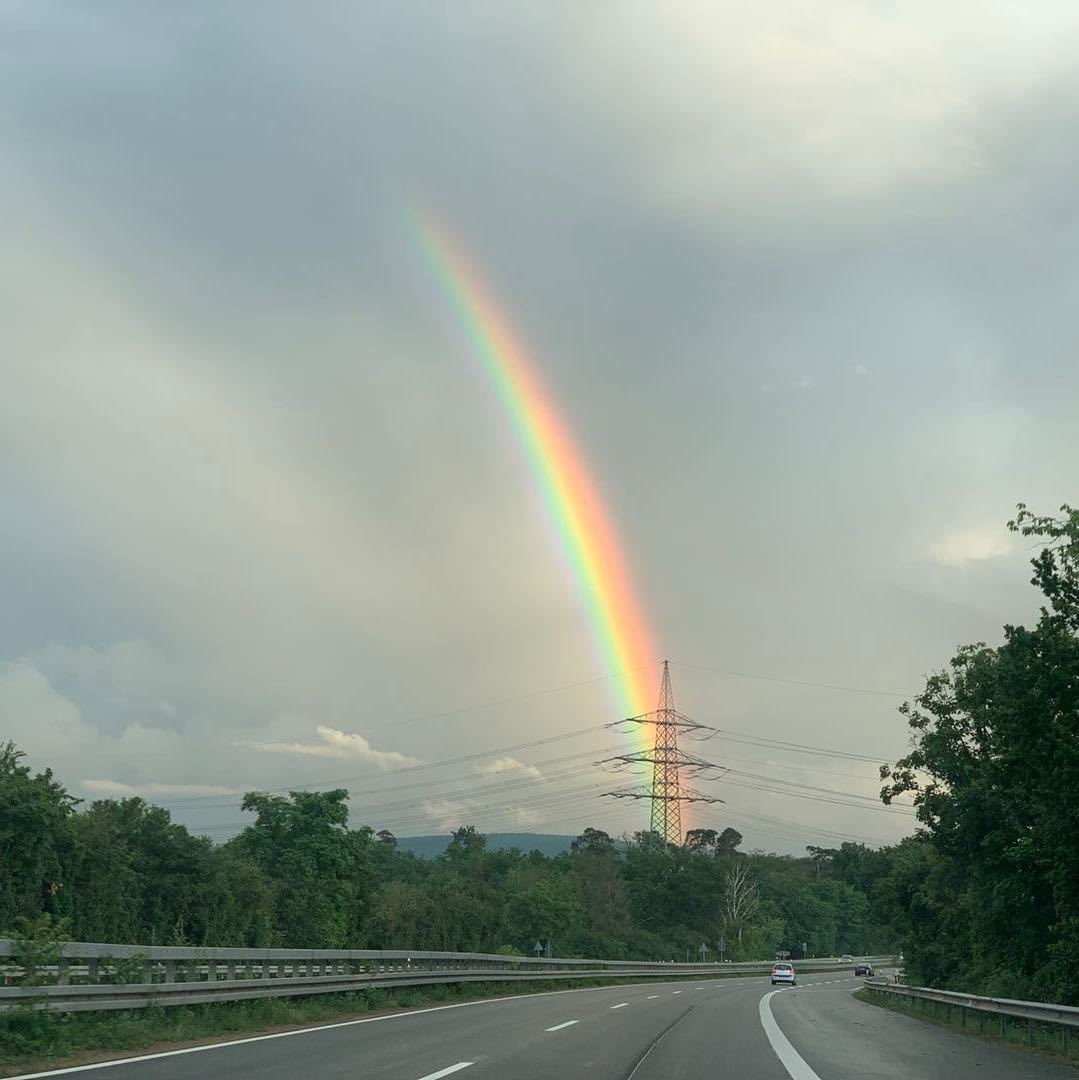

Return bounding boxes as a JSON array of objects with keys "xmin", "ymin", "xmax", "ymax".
[{"xmin": 12, "ymin": 973, "xmax": 1075, "ymax": 1079}]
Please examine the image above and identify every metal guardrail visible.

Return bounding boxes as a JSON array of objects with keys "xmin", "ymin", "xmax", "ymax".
[
  {"xmin": 862, "ymin": 979, "xmax": 1079, "ymax": 1051},
  {"xmin": 0, "ymin": 941, "xmax": 896, "ymax": 1013}
]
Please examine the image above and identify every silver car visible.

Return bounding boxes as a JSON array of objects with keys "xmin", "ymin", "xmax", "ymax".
[{"xmin": 771, "ymin": 963, "xmax": 796, "ymax": 986}]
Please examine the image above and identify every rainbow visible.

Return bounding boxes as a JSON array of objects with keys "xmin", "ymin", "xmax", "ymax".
[{"xmin": 408, "ymin": 207, "xmax": 657, "ymax": 734}]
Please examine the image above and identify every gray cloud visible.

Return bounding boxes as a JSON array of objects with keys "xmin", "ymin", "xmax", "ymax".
[{"xmin": 1, "ymin": 2, "xmax": 1076, "ymax": 850}]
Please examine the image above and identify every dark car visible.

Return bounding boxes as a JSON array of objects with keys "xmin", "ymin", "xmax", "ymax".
[{"xmin": 854, "ymin": 963, "xmax": 874, "ymax": 977}]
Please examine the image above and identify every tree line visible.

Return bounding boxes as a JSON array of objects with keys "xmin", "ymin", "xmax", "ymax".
[
  {"xmin": 0, "ymin": 754, "xmax": 892, "ymax": 962},
  {"xmin": 3, "ymin": 501, "xmax": 1073, "ymax": 1002}
]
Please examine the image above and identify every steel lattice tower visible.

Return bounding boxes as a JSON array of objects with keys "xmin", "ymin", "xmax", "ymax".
[
  {"xmin": 600, "ymin": 660, "xmax": 722, "ymax": 847},
  {"xmin": 646, "ymin": 660, "xmax": 682, "ymax": 841}
]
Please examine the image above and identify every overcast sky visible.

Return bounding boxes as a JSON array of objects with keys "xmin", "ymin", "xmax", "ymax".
[{"xmin": 2, "ymin": 2, "xmax": 1077, "ymax": 853}]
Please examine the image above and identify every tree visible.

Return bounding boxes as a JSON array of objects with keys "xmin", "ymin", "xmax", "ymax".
[
  {"xmin": 376, "ymin": 829, "xmax": 397, "ymax": 847},
  {"xmin": 722, "ymin": 862, "xmax": 760, "ymax": 944},
  {"xmin": 571, "ymin": 827, "xmax": 614, "ymax": 855},
  {"xmin": 0, "ymin": 743, "xmax": 76, "ymax": 931},
  {"xmin": 805, "ymin": 845, "xmax": 838, "ymax": 880},
  {"xmin": 571, "ymin": 828, "xmax": 631, "ymax": 945},
  {"xmin": 233, "ymin": 789, "xmax": 358, "ymax": 947},
  {"xmin": 504, "ymin": 878, "xmax": 582, "ymax": 947},
  {"xmin": 881, "ymin": 503, "xmax": 1079, "ymax": 1003},
  {"xmin": 445, "ymin": 825, "xmax": 486, "ymax": 860},
  {"xmin": 716, "ymin": 827, "xmax": 743, "ymax": 857},
  {"xmin": 684, "ymin": 828, "xmax": 718, "ymax": 852}
]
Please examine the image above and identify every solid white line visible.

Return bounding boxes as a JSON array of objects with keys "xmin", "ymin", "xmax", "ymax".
[
  {"xmin": 610, "ymin": 1002, "xmax": 629, "ymax": 1009},
  {"xmin": 759, "ymin": 990, "xmax": 822, "ymax": 1080},
  {"xmin": 416, "ymin": 1066, "xmax": 473, "ymax": 1080},
  {"xmin": 1, "ymin": 979, "xmax": 725, "ymax": 1080},
  {"xmin": 545, "ymin": 1020, "xmax": 579, "ymax": 1032}
]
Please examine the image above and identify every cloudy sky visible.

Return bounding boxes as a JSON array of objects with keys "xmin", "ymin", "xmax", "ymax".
[{"xmin": 3, "ymin": 2, "xmax": 1078, "ymax": 853}]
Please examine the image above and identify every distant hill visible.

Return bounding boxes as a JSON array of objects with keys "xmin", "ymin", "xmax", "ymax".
[{"xmin": 395, "ymin": 833, "xmax": 577, "ymax": 859}]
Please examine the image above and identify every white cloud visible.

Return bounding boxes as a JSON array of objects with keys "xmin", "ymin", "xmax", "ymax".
[
  {"xmin": 81, "ymin": 780, "xmax": 238, "ymax": 798},
  {"xmin": 240, "ymin": 725, "xmax": 420, "ymax": 770},
  {"xmin": 422, "ymin": 799, "xmax": 473, "ymax": 830},
  {"xmin": 930, "ymin": 527, "xmax": 1013, "ymax": 567},
  {"xmin": 853, "ymin": 363, "xmax": 869, "ymax": 376},
  {"xmin": 0, "ymin": 662, "xmax": 89, "ymax": 752},
  {"xmin": 476, "ymin": 756, "xmax": 543, "ymax": 781}
]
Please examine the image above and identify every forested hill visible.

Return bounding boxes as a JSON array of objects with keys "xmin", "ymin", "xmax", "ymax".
[{"xmin": 397, "ymin": 834, "xmax": 577, "ymax": 858}]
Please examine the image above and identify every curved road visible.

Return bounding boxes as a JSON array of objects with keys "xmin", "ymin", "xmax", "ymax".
[{"xmin": 11, "ymin": 974, "xmax": 1074, "ymax": 1079}]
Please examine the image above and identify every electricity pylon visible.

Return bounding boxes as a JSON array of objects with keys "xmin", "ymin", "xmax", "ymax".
[{"xmin": 600, "ymin": 660, "xmax": 722, "ymax": 846}]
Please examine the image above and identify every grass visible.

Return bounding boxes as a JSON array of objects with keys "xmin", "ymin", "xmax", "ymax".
[
  {"xmin": 0, "ymin": 972, "xmax": 730, "ymax": 1077},
  {"xmin": 855, "ymin": 987, "xmax": 1079, "ymax": 1067}
]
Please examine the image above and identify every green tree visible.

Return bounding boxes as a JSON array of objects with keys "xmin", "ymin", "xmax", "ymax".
[
  {"xmin": 684, "ymin": 828, "xmax": 718, "ymax": 852},
  {"xmin": 716, "ymin": 827, "xmax": 743, "ymax": 857},
  {"xmin": 0, "ymin": 744, "xmax": 76, "ymax": 930},
  {"xmin": 233, "ymin": 789, "xmax": 358, "ymax": 947},
  {"xmin": 805, "ymin": 845, "xmax": 838, "ymax": 880},
  {"xmin": 882, "ymin": 503, "xmax": 1079, "ymax": 1003}
]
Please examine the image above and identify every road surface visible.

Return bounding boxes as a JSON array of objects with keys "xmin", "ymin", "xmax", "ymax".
[{"xmin": 11, "ymin": 973, "xmax": 1074, "ymax": 1079}]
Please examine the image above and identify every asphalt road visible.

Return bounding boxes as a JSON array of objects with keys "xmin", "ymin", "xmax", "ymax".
[{"xmin": 12, "ymin": 973, "xmax": 1076, "ymax": 1079}]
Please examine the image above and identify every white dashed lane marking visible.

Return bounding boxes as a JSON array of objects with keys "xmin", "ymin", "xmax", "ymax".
[
  {"xmin": 610, "ymin": 1003, "xmax": 629, "ymax": 1010},
  {"xmin": 416, "ymin": 1066, "xmax": 473, "ymax": 1080},
  {"xmin": 545, "ymin": 1021, "xmax": 579, "ymax": 1032}
]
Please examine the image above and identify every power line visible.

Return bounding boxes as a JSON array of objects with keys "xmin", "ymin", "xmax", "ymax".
[
  {"xmin": 151, "ymin": 723, "xmax": 611, "ymax": 807},
  {"xmin": 720, "ymin": 768, "xmax": 913, "ymax": 809},
  {"xmin": 713, "ymin": 729, "xmax": 901, "ymax": 765},
  {"xmin": 168, "ymin": 746, "xmax": 613, "ymax": 815},
  {"xmin": 670, "ymin": 659, "xmax": 912, "ymax": 698},
  {"xmin": 719, "ymin": 778, "xmax": 915, "ymax": 816}
]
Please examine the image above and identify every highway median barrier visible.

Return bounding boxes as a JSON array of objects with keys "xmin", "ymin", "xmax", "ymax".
[{"xmin": 0, "ymin": 941, "xmax": 897, "ymax": 1014}]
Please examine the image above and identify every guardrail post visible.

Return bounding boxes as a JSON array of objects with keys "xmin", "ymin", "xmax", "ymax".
[
  {"xmin": 1027, "ymin": 1020, "xmax": 1034, "ymax": 1046},
  {"xmin": 206, "ymin": 959, "xmax": 217, "ymax": 982},
  {"xmin": 164, "ymin": 960, "xmax": 176, "ymax": 983},
  {"xmin": 87, "ymin": 958, "xmax": 100, "ymax": 982},
  {"xmin": 56, "ymin": 958, "xmax": 70, "ymax": 986},
  {"xmin": 226, "ymin": 960, "xmax": 236, "ymax": 981},
  {"xmin": 262, "ymin": 958, "xmax": 272, "ymax": 980}
]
